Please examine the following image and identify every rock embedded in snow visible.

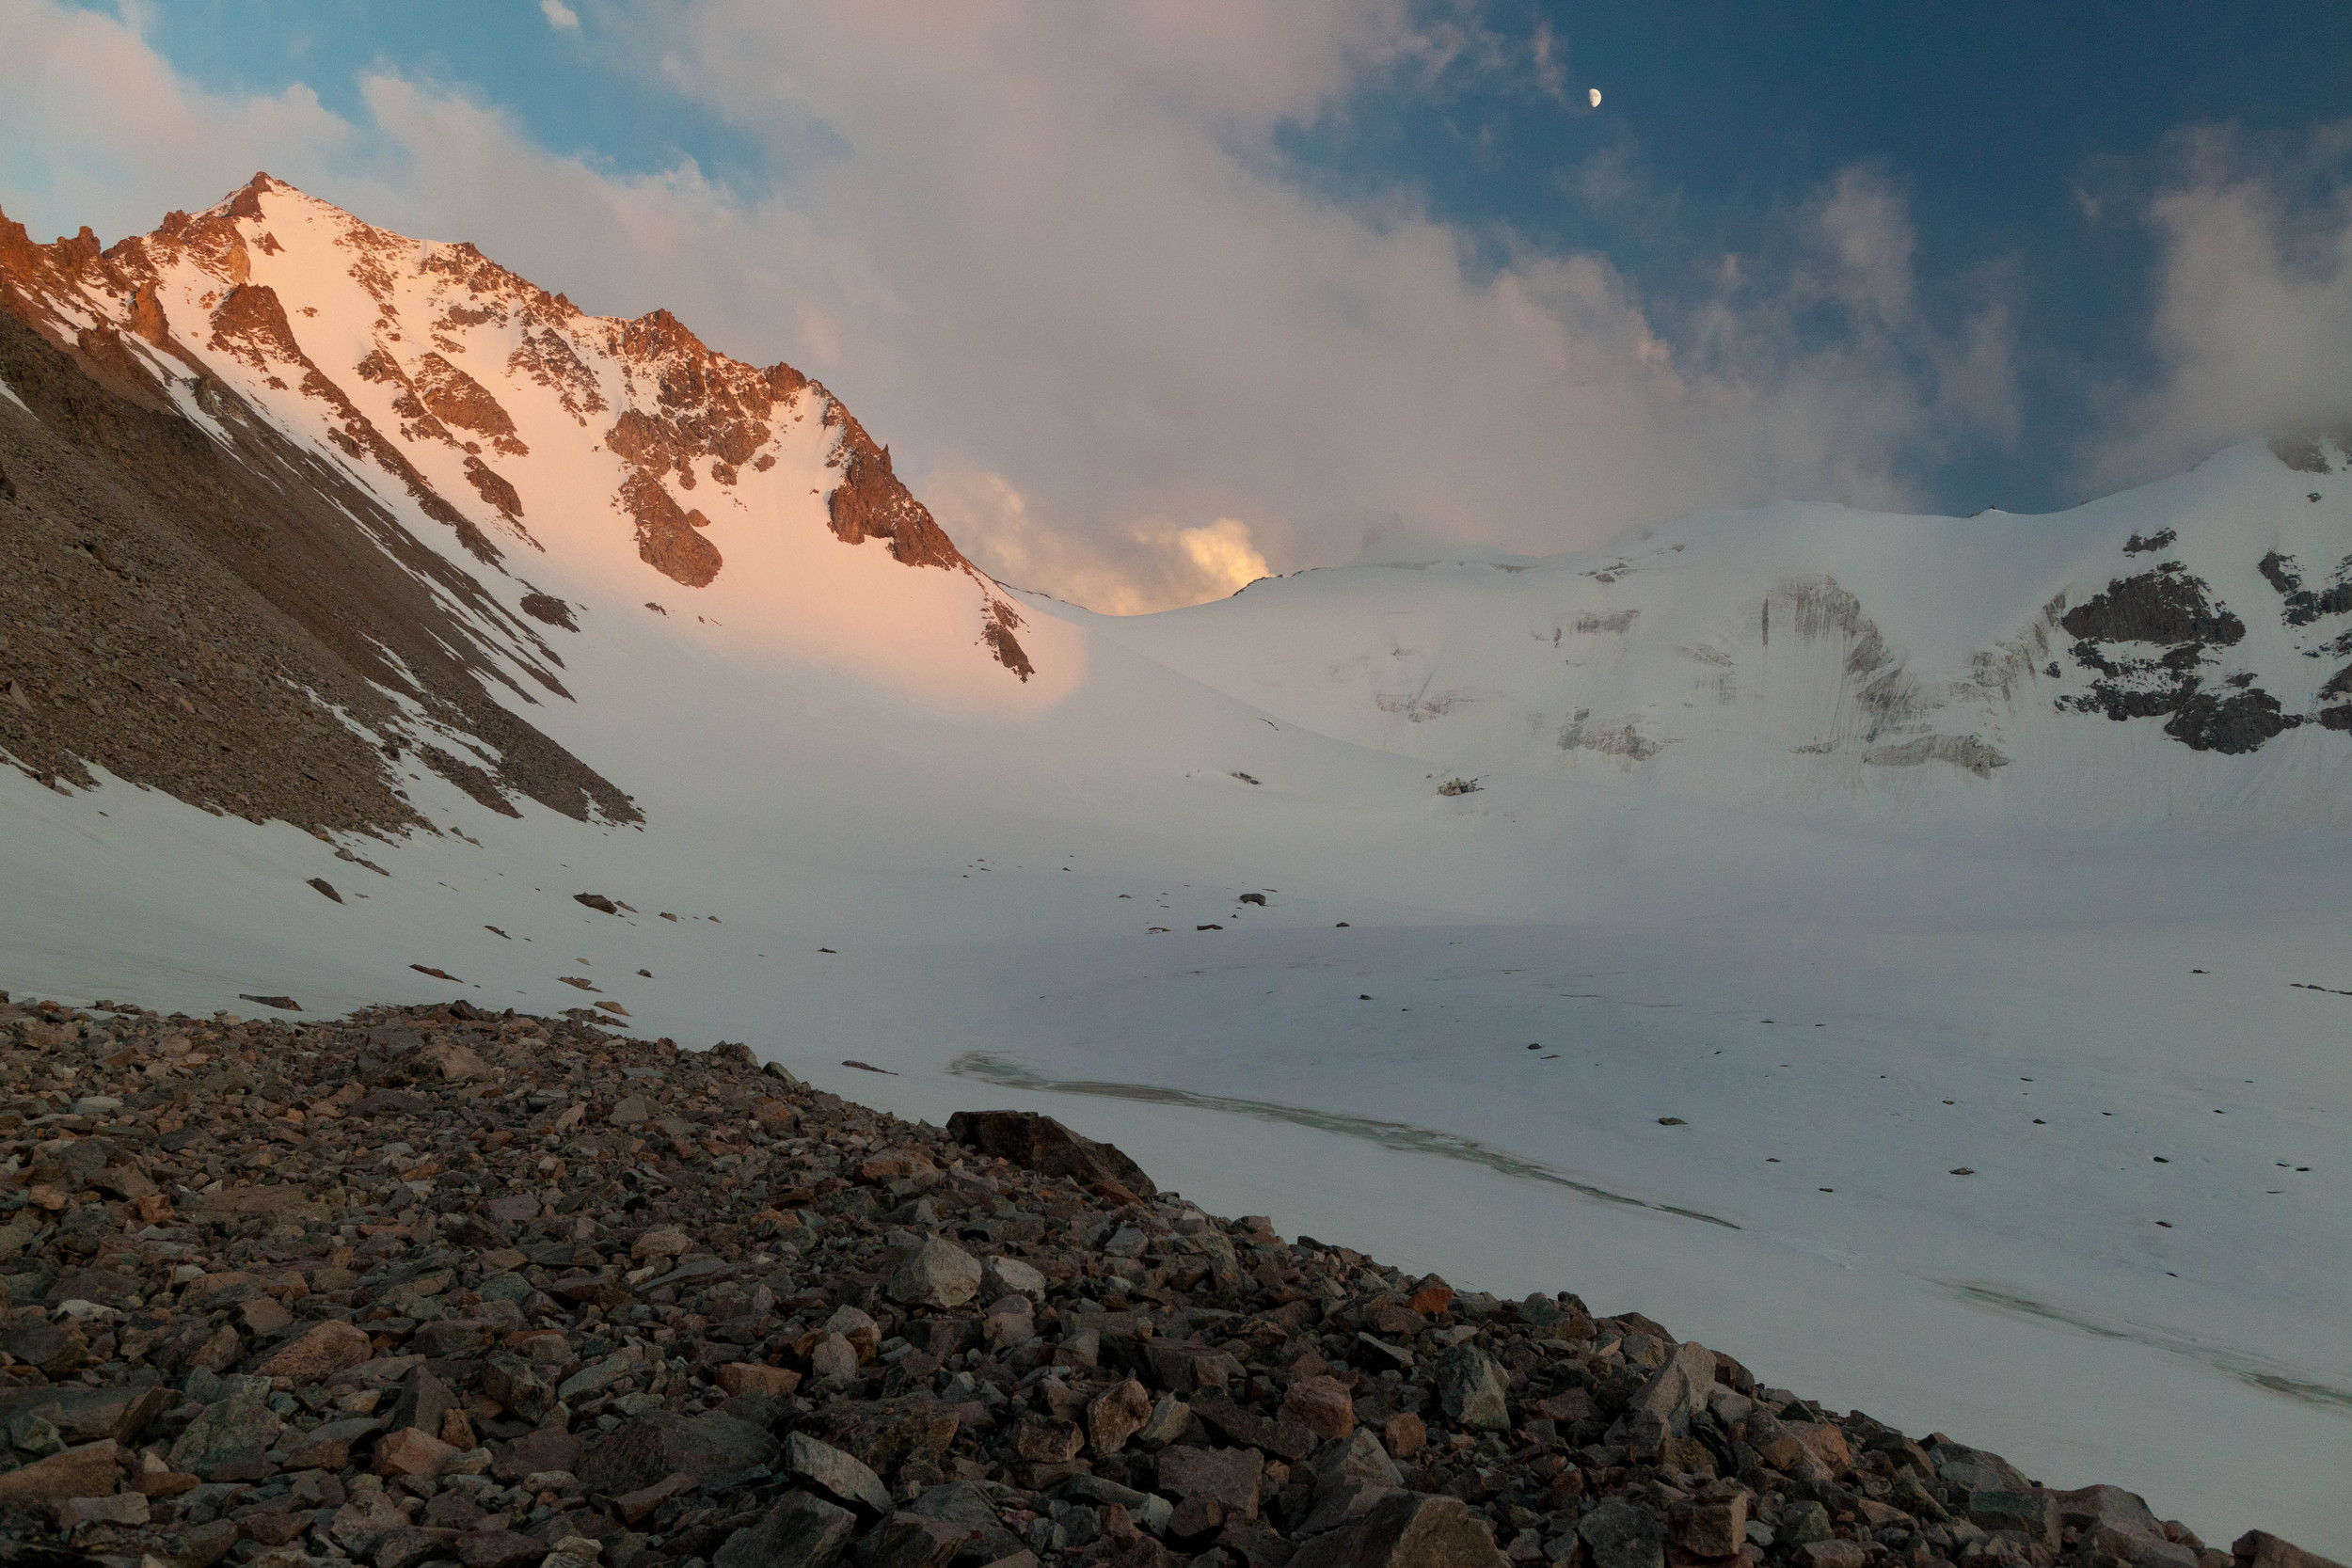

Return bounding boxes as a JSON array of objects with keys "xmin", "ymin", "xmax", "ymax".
[{"xmin": 0, "ymin": 992, "xmax": 2327, "ymax": 1568}]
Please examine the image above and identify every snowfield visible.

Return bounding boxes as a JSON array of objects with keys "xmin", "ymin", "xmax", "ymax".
[{"xmin": 1, "ymin": 180, "xmax": 2346, "ymax": 1549}]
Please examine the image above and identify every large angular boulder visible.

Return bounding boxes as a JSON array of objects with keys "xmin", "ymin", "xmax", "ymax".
[
  {"xmin": 782, "ymin": 1432, "xmax": 893, "ymax": 1516},
  {"xmin": 579, "ymin": 1411, "xmax": 780, "ymax": 1498},
  {"xmin": 887, "ymin": 1236, "xmax": 983, "ymax": 1308},
  {"xmin": 1433, "ymin": 1342, "xmax": 1509, "ymax": 1433},
  {"xmin": 1292, "ymin": 1491, "xmax": 1510, "ymax": 1568},
  {"xmin": 945, "ymin": 1110, "xmax": 1157, "ymax": 1196},
  {"xmin": 715, "ymin": 1488, "xmax": 860, "ymax": 1568}
]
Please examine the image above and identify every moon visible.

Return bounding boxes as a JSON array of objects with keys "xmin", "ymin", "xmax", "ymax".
[{"xmin": 1589, "ymin": 87, "xmax": 1603, "ymax": 108}]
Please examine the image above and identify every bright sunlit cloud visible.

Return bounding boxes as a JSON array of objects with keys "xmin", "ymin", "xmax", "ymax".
[{"xmin": 3, "ymin": 3, "xmax": 2346, "ymax": 614}]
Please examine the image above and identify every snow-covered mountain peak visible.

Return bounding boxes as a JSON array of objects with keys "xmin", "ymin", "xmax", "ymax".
[{"xmin": 3, "ymin": 171, "xmax": 1035, "ymax": 678}]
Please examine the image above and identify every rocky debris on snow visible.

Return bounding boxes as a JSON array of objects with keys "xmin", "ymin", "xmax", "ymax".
[{"xmin": 0, "ymin": 991, "xmax": 2332, "ymax": 1568}]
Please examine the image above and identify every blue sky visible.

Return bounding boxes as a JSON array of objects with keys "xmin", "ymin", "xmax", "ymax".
[{"xmin": 7, "ymin": 2, "xmax": 2351, "ymax": 608}]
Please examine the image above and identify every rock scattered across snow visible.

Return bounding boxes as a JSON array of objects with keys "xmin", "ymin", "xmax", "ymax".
[{"xmin": 0, "ymin": 991, "xmax": 2333, "ymax": 1568}]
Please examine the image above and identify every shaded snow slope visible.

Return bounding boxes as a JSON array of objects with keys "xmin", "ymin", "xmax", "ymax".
[{"xmin": 0, "ymin": 180, "xmax": 2346, "ymax": 1549}]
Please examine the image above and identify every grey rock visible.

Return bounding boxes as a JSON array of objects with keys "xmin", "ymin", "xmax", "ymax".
[
  {"xmin": 1931, "ymin": 1439, "xmax": 2030, "ymax": 1497},
  {"xmin": 784, "ymin": 1431, "xmax": 893, "ymax": 1515},
  {"xmin": 860, "ymin": 1512, "xmax": 971, "ymax": 1568},
  {"xmin": 387, "ymin": 1363, "xmax": 453, "ymax": 1437},
  {"xmin": 2056, "ymin": 1484, "xmax": 2159, "ymax": 1538},
  {"xmin": 1312, "ymin": 1429, "xmax": 1403, "ymax": 1496},
  {"xmin": 1577, "ymin": 1498, "xmax": 1665, "ymax": 1568},
  {"xmin": 1617, "ymin": 1340, "xmax": 1718, "ymax": 1441},
  {"xmin": 1156, "ymin": 1444, "xmax": 1263, "ymax": 1517},
  {"xmin": 1291, "ymin": 1490, "xmax": 1510, "ymax": 1568},
  {"xmin": 981, "ymin": 1256, "xmax": 1046, "ymax": 1301},
  {"xmin": 1299, "ymin": 1481, "xmax": 1395, "ymax": 1537},
  {"xmin": 167, "ymin": 1383, "xmax": 283, "ymax": 1479},
  {"xmin": 1132, "ymin": 1395, "xmax": 1192, "ymax": 1452},
  {"xmin": 715, "ymin": 1489, "xmax": 859, "ymax": 1568},
  {"xmin": 0, "ymin": 1383, "xmax": 173, "ymax": 1445},
  {"xmin": 580, "ymin": 1410, "xmax": 781, "ymax": 1498},
  {"xmin": 1432, "ymin": 1341, "xmax": 1510, "ymax": 1433},
  {"xmin": 912, "ymin": 1479, "xmax": 1029, "ymax": 1557},
  {"xmin": 1779, "ymin": 1503, "xmax": 1832, "ymax": 1546},
  {"xmin": 485, "ymin": 1354, "xmax": 558, "ymax": 1425},
  {"xmin": 1058, "ymin": 1474, "xmax": 1172, "ymax": 1537},
  {"xmin": 888, "ymin": 1237, "xmax": 984, "ymax": 1309},
  {"xmin": 1970, "ymin": 1490, "xmax": 2058, "ymax": 1546}
]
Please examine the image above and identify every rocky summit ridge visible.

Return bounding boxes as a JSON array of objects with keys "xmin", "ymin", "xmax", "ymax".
[
  {"xmin": 0, "ymin": 174, "xmax": 1033, "ymax": 837},
  {"xmin": 0, "ymin": 992, "xmax": 2336, "ymax": 1568}
]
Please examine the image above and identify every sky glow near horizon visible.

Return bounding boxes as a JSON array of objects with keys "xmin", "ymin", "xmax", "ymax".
[{"xmin": 3, "ymin": 1, "xmax": 2350, "ymax": 610}]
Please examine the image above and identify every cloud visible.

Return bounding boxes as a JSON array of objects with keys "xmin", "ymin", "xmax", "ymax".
[
  {"xmin": 541, "ymin": 0, "xmax": 581, "ymax": 32},
  {"xmin": 2083, "ymin": 124, "xmax": 2352, "ymax": 487},
  {"xmin": 0, "ymin": 0, "xmax": 2023, "ymax": 612},
  {"xmin": 926, "ymin": 472, "xmax": 1269, "ymax": 614},
  {"xmin": 0, "ymin": 1, "xmax": 354, "ymax": 244}
]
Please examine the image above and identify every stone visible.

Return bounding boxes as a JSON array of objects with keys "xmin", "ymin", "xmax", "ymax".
[
  {"xmin": 1088, "ymin": 1378, "xmax": 1153, "ymax": 1454},
  {"xmin": 0, "ymin": 1316, "xmax": 88, "ymax": 1376},
  {"xmin": 810, "ymin": 1332, "xmax": 861, "ymax": 1385},
  {"xmin": 631, "ymin": 1226, "xmax": 692, "ymax": 1261},
  {"xmin": 1931, "ymin": 1440, "xmax": 2029, "ymax": 1497},
  {"xmin": 2056, "ymin": 1484, "xmax": 2159, "ymax": 1537},
  {"xmin": 376, "ymin": 1527, "xmax": 450, "ymax": 1568},
  {"xmin": 254, "ymin": 1318, "xmax": 373, "ymax": 1381},
  {"xmin": 0, "ymin": 1382, "xmax": 172, "ymax": 1445},
  {"xmin": 63, "ymin": 1490, "xmax": 150, "ymax": 1526},
  {"xmin": 782, "ymin": 1431, "xmax": 893, "ymax": 1515},
  {"xmin": 329, "ymin": 1493, "xmax": 412, "ymax": 1556},
  {"xmin": 456, "ymin": 1530, "xmax": 553, "ymax": 1568},
  {"xmin": 1157, "ymin": 1444, "xmax": 1263, "ymax": 1518},
  {"xmin": 185, "ymin": 1323, "xmax": 243, "ymax": 1372},
  {"xmin": 610, "ymin": 1470, "xmax": 700, "ymax": 1525},
  {"xmin": 1576, "ymin": 1498, "xmax": 1664, "ymax": 1568},
  {"xmin": 945, "ymin": 1110, "xmax": 1159, "ymax": 1196},
  {"xmin": 1970, "ymin": 1490, "xmax": 2058, "ymax": 1545},
  {"xmin": 2233, "ymin": 1534, "xmax": 2345, "ymax": 1568},
  {"xmin": 375, "ymin": 1424, "xmax": 459, "ymax": 1479},
  {"xmin": 1280, "ymin": 1375, "xmax": 1357, "ymax": 1440},
  {"xmin": 1291, "ymin": 1491, "xmax": 1510, "ymax": 1568},
  {"xmin": 560, "ymin": 1352, "xmax": 642, "ymax": 1402},
  {"xmin": 1299, "ymin": 1481, "xmax": 1396, "ymax": 1537},
  {"xmin": 1314, "ymin": 1429, "xmax": 1403, "ymax": 1496},
  {"xmin": 1779, "ymin": 1503, "xmax": 1832, "ymax": 1546},
  {"xmin": 492, "ymin": 1424, "xmax": 584, "ymax": 1481},
  {"xmin": 859, "ymin": 1512, "xmax": 970, "ymax": 1568},
  {"xmin": 887, "ymin": 1236, "xmax": 983, "ymax": 1308},
  {"xmin": 1673, "ymin": 1494, "xmax": 1747, "ymax": 1560},
  {"xmin": 387, "ymin": 1363, "xmax": 453, "ymax": 1436},
  {"xmin": 719, "ymin": 1362, "xmax": 802, "ymax": 1398},
  {"xmin": 0, "ymin": 1438, "xmax": 120, "ymax": 1514},
  {"xmin": 239, "ymin": 1294, "xmax": 293, "ymax": 1335},
  {"xmin": 1793, "ymin": 1544, "xmax": 1869, "ymax": 1568},
  {"xmin": 485, "ymin": 1354, "xmax": 560, "ymax": 1424},
  {"xmin": 169, "ymin": 1385, "xmax": 283, "ymax": 1479},
  {"xmin": 581, "ymin": 1411, "xmax": 781, "ymax": 1497},
  {"xmin": 610, "ymin": 1095, "xmax": 652, "ymax": 1125},
  {"xmin": 1134, "ymin": 1395, "xmax": 1193, "ymax": 1451},
  {"xmin": 982, "ymin": 1255, "xmax": 1048, "ymax": 1300},
  {"xmin": 1060, "ymin": 1474, "xmax": 1174, "ymax": 1539},
  {"xmin": 1015, "ymin": 1411, "xmax": 1084, "ymax": 1465},
  {"xmin": 1614, "ymin": 1340, "xmax": 1719, "ymax": 1451},
  {"xmin": 1433, "ymin": 1342, "xmax": 1510, "ymax": 1433},
  {"xmin": 1168, "ymin": 1493, "xmax": 1228, "ymax": 1543},
  {"xmin": 283, "ymin": 1416, "xmax": 385, "ymax": 1470},
  {"xmin": 1381, "ymin": 1414, "xmax": 1425, "ymax": 1461}
]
